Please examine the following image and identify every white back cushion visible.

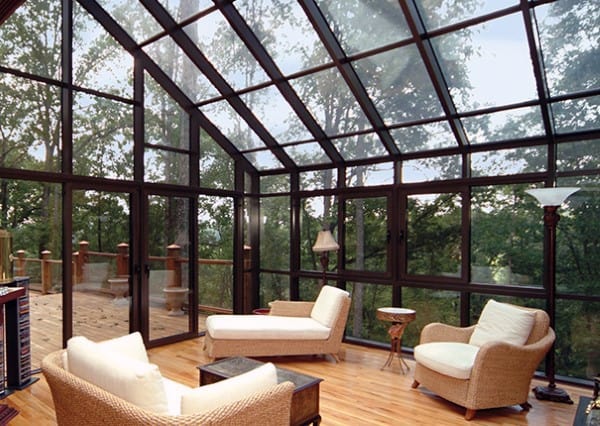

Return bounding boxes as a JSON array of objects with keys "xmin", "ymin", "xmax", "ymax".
[
  {"xmin": 310, "ymin": 285, "xmax": 349, "ymax": 328},
  {"xmin": 181, "ymin": 362, "xmax": 278, "ymax": 415},
  {"xmin": 469, "ymin": 299, "xmax": 536, "ymax": 347},
  {"xmin": 97, "ymin": 332, "xmax": 149, "ymax": 363},
  {"xmin": 67, "ymin": 336, "xmax": 168, "ymax": 414}
]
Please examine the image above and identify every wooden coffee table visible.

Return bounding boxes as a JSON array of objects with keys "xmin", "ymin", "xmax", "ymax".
[{"xmin": 198, "ymin": 357, "xmax": 322, "ymax": 425}]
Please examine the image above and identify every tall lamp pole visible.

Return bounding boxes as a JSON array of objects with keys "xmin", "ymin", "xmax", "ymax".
[
  {"xmin": 312, "ymin": 228, "xmax": 339, "ymax": 286},
  {"xmin": 526, "ymin": 186, "xmax": 579, "ymax": 404}
]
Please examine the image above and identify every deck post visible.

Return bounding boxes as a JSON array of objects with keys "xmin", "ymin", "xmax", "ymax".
[
  {"xmin": 14, "ymin": 250, "xmax": 26, "ymax": 277},
  {"xmin": 116, "ymin": 243, "xmax": 129, "ymax": 276},
  {"xmin": 41, "ymin": 250, "xmax": 52, "ymax": 294},
  {"xmin": 166, "ymin": 244, "xmax": 181, "ymax": 288}
]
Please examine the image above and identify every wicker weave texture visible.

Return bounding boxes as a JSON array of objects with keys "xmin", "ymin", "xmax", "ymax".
[{"xmin": 42, "ymin": 350, "xmax": 293, "ymax": 426}]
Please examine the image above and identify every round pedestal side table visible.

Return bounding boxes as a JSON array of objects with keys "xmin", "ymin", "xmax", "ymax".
[{"xmin": 376, "ymin": 307, "xmax": 416, "ymax": 374}]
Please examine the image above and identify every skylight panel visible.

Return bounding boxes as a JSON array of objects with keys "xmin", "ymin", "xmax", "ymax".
[
  {"xmin": 236, "ymin": 0, "xmax": 331, "ymax": 75},
  {"xmin": 414, "ymin": 0, "xmax": 517, "ymax": 31},
  {"xmin": 552, "ymin": 96, "xmax": 600, "ymax": 134},
  {"xmin": 316, "ymin": 0, "xmax": 412, "ymax": 55},
  {"xmin": 200, "ymin": 100, "xmax": 266, "ymax": 151},
  {"xmin": 432, "ymin": 13, "xmax": 538, "ymax": 113},
  {"xmin": 157, "ymin": 0, "xmax": 213, "ymax": 23},
  {"xmin": 282, "ymin": 142, "xmax": 329, "ymax": 166},
  {"xmin": 353, "ymin": 45, "xmax": 444, "ymax": 125},
  {"xmin": 240, "ymin": 86, "xmax": 313, "ymax": 143},
  {"xmin": 390, "ymin": 121, "xmax": 455, "ymax": 153},
  {"xmin": 243, "ymin": 149, "xmax": 283, "ymax": 171},
  {"xmin": 96, "ymin": 0, "xmax": 162, "ymax": 44},
  {"xmin": 289, "ymin": 67, "xmax": 371, "ymax": 136},
  {"xmin": 184, "ymin": 11, "xmax": 270, "ymax": 91},
  {"xmin": 461, "ymin": 106, "xmax": 544, "ymax": 144},
  {"xmin": 331, "ymin": 133, "xmax": 388, "ymax": 161},
  {"xmin": 471, "ymin": 146, "xmax": 546, "ymax": 177},
  {"xmin": 402, "ymin": 155, "xmax": 462, "ymax": 183}
]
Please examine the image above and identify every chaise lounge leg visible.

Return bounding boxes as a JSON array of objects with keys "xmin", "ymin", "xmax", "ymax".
[
  {"xmin": 520, "ymin": 402, "xmax": 532, "ymax": 411},
  {"xmin": 465, "ymin": 409, "xmax": 476, "ymax": 420},
  {"xmin": 330, "ymin": 353, "xmax": 340, "ymax": 363},
  {"xmin": 411, "ymin": 380, "xmax": 420, "ymax": 389}
]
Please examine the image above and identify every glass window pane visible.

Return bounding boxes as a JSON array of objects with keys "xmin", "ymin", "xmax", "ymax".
[
  {"xmin": 243, "ymin": 149, "xmax": 283, "ymax": 171},
  {"xmin": 300, "ymin": 169, "xmax": 337, "ymax": 191},
  {"xmin": 415, "ymin": 0, "xmax": 517, "ymax": 31},
  {"xmin": 471, "ymin": 146, "xmax": 547, "ymax": 177},
  {"xmin": 200, "ymin": 132, "xmax": 234, "ymax": 190},
  {"xmin": 345, "ymin": 283, "xmax": 392, "ymax": 343},
  {"xmin": 144, "ymin": 148, "xmax": 190, "ymax": 185},
  {"xmin": 557, "ymin": 140, "xmax": 600, "ymax": 172},
  {"xmin": 0, "ymin": 1, "xmax": 61, "ymax": 79},
  {"xmin": 462, "ymin": 106, "xmax": 544, "ymax": 144},
  {"xmin": 537, "ymin": 1, "xmax": 600, "ymax": 96},
  {"xmin": 260, "ymin": 175, "xmax": 290, "ymax": 194},
  {"xmin": 347, "ymin": 163, "xmax": 395, "ymax": 187},
  {"xmin": 316, "ymin": 0, "xmax": 411, "ymax": 55},
  {"xmin": 344, "ymin": 197, "xmax": 388, "ymax": 273},
  {"xmin": 332, "ymin": 133, "xmax": 387, "ymax": 161},
  {"xmin": 200, "ymin": 100, "xmax": 265, "ymax": 150},
  {"xmin": 96, "ymin": 0, "xmax": 163, "ymax": 43},
  {"xmin": 300, "ymin": 196, "xmax": 338, "ymax": 271},
  {"xmin": 260, "ymin": 197, "xmax": 290, "ymax": 270},
  {"xmin": 184, "ymin": 11, "xmax": 270, "ymax": 91},
  {"xmin": 552, "ymin": 96, "xmax": 600, "ymax": 133},
  {"xmin": 240, "ymin": 86, "xmax": 312, "ymax": 143},
  {"xmin": 73, "ymin": 93, "xmax": 133, "ymax": 180},
  {"xmin": 390, "ymin": 121, "xmax": 456, "ymax": 153},
  {"xmin": 407, "ymin": 193, "xmax": 461, "ymax": 277},
  {"xmin": 258, "ymin": 273, "xmax": 289, "ymax": 308},
  {"xmin": 433, "ymin": 13, "xmax": 537, "ymax": 112},
  {"xmin": 237, "ymin": 0, "xmax": 330, "ymax": 75},
  {"xmin": 353, "ymin": 46, "xmax": 444, "ymax": 125},
  {"xmin": 402, "ymin": 155, "xmax": 461, "ymax": 183},
  {"xmin": 471, "ymin": 185, "xmax": 542, "ymax": 286},
  {"xmin": 283, "ymin": 142, "xmax": 329, "ymax": 166},
  {"xmin": 0, "ymin": 74, "xmax": 61, "ymax": 172}
]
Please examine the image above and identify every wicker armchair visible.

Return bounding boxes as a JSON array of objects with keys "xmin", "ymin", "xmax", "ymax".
[
  {"xmin": 42, "ymin": 350, "xmax": 294, "ymax": 426},
  {"xmin": 411, "ymin": 302, "xmax": 555, "ymax": 420}
]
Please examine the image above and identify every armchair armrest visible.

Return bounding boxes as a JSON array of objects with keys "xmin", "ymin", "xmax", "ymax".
[
  {"xmin": 268, "ymin": 301, "xmax": 314, "ymax": 317},
  {"xmin": 419, "ymin": 323, "xmax": 475, "ymax": 344}
]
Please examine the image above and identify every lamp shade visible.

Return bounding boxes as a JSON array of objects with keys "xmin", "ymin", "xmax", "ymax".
[
  {"xmin": 312, "ymin": 230, "xmax": 339, "ymax": 252},
  {"xmin": 525, "ymin": 187, "xmax": 580, "ymax": 207}
]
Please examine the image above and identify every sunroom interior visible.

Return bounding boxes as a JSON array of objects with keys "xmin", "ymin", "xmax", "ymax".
[{"xmin": 0, "ymin": 0, "xmax": 598, "ymax": 413}]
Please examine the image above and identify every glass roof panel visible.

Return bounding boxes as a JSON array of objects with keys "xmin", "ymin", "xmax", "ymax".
[
  {"xmin": 415, "ymin": 0, "xmax": 517, "ymax": 31},
  {"xmin": 552, "ymin": 96, "xmax": 600, "ymax": 134},
  {"xmin": 536, "ymin": 1, "xmax": 600, "ymax": 96},
  {"xmin": 200, "ymin": 100, "xmax": 265, "ymax": 150},
  {"xmin": 331, "ymin": 133, "xmax": 387, "ymax": 161},
  {"xmin": 462, "ymin": 106, "xmax": 544, "ymax": 144},
  {"xmin": 96, "ymin": 0, "xmax": 162, "ymax": 44},
  {"xmin": 346, "ymin": 163, "xmax": 395, "ymax": 186},
  {"xmin": 243, "ymin": 149, "xmax": 283, "ymax": 171},
  {"xmin": 402, "ymin": 155, "xmax": 461, "ymax": 183},
  {"xmin": 316, "ymin": 0, "xmax": 411, "ymax": 55},
  {"xmin": 143, "ymin": 35, "xmax": 219, "ymax": 103},
  {"xmin": 240, "ymin": 86, "xmax": 312, "ymax": 143},
  {"xmin": 433, "ymin": 13, "xmax": 537, "ymax": 112},
  {"xmin": 183, "ymin": 11, "xmax": 270, "ymax": 91},
  {"xmin": 390, "ymin": 121, "xmax": 455, "ymax": 153},
  {"xmin": 282, "ymin": 142, "xmax": 329, "ymax": 166},
  {"xmin": 353, "ymin": 45, "xmax": 444, "ymax": 125},
  {"xmin": 289, "ymin": 67, "xmax": 371, "ymax": 136},
  {"xmin": 236, "ymin": 0, "xmax": 331, "ymax": 75},
  {"xmin": 557, "ymin": 140, "xmax": 600, "ymax": 172},
  {"xmin": 157, "ymin": 0, "xmax": 213, "ymax": 23},
  {"xmin": 471, "ymin": 146, "xmax": 547, "ymax": 177}
]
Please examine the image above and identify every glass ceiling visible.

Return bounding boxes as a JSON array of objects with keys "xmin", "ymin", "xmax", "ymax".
[{"xmin": 42, "ymin": 0, "xmax": 600, "ymax": 173}]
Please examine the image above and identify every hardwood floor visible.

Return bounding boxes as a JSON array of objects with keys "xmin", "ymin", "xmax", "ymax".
[{"xmin": 4, "ymin": 338, "xmax": 588, "ymax": 425}]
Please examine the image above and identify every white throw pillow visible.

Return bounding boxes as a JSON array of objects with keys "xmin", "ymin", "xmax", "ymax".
[
  {"xmin": 97, "ymin": 332, "xmax": 149, "ymax": 364},
  {"xmin": 469, "ymin": 299, "xmax": 536, "ymax": 347},
  {"xmin": 310, "ymin": 285, "xmax": 349, "ymax": 328},
  {"xmin": 67, "ymin": 336, "xmax": 169, "ymax": 414},
  {"xmin": 180, "ymin": 362, "xmax": 278, "ymax": 415}
]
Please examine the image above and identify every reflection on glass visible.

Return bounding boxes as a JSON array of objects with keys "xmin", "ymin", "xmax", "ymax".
[
  {"xmin": 462, "ymin": 106, "xmax": 544, "ymax": 143},
  {"xmin": 471, "ymin": 146, "xmax": 546, "ymax": 177},
  {"xmin": 300, "ymin": 169, "xmax": 337, "ymax": 191},
  {"xmin": 283, "ymin": 142, "xmax": 328, "ymax": 166},
  {"xmin": 198, "ymin": 195, "xmax": 233, "ymax": 314},
  {"xmin": 345, "ymin": 282, "xmax": 392, "ymax": 342},
  {"xmin": 290, "ymin": 67, "xmax": 370, "ymax": 135},
  {"xmin": 236, "ymin": 0, "xmax": 330, "ymax": 75},
  {"xmin": 201, "ymin": 100, "xmax": 265, "ymax": 150},
  {"xmin": 557, "ymin": 140, "xmax": 600, "ymax": 172},
  {"xmin": 552, "ymin": 96, "xmax": 600, "ymax": 133},
  {"xmin": 347, "ymin": 163, "xmax": 395, "ymax": 187},
  {"xmin": 144, "ymin": 148, "xmax": 190, "ymax": 185},
  {"xmin": 74, "ymin": 2, "xmax": 132, "ymax": 98},
  {"xmin": 243, "ymin": 149, "xmax": 283, "ymax": 171},
  {"xmin": 316, "ymin": 0, "xmax": 411, "ymax": 55},
  {"xmin": 415, "ymin": 0, "xmax": 516, "ymax": 30},
  {"xmin": 353, "ymin": 46, "xmax": 443, "ymax": 125},
  {"xmin": 300, "ymin": 196, "xmax": 338, "ymax": 271},
  {"xmin": 200, "ymin": 132, "xmax": 234, "ymax": 190},
  {"xmin": 148, "ymin": 195, "xmax": 191, "ymax": 340},
  {"xmin": 390, "ymin": 121, "xmax": 455, "ymax": 152},
  {"xmin": 261, "ymin": 196, "xmax": 291, "ymax": 270},
  {"xmin": 344, "ymin": 197, "xmax": 387, "ymax": 273},
  {"xmin": 184, "ymin": 11, "xmax": 270, "ymax": 91},
  {"xmin": 402, "ymin": 156, "xmax": 461, "ymax": 183},
  {"xmin": 407, "ymin": 193, "xmax": 461, "ymax": 276},
  {"xmin": 433, "ymin": 13, "xmax": 537, "ymax": 112},
  {"xmin": 73, "ymin": 93, "xmax": 133, "ymax": 180},
  {"xmin": 240, "ymin": 86, "xmax": 312, "ymax": 142},
  {"xmin": 332, "ymin": 133, "xmax": 387, "ymax": 160},
  {"xmin": 159, "ymin": 0, "xmax": 213, "ymax": 23},
  {"xmin": 95, "ymin": 0, "xmax": 163, "ymax": 44},
  {"xmin": 470, "ymin": 185, "xmax": 542, "ymax": 286}
]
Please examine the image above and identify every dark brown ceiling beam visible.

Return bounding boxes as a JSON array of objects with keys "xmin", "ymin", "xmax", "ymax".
[{"xmin": 0, "ymin": 0, "xmax": 25, "ymax": 25}]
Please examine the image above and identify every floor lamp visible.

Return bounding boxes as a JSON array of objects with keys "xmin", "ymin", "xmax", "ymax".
[
  {"xmin": 312, "ymin": 229, "xmax": 339, "ymax": 286},
  {"xmin": 526, "ymin": 186, "xmax": 579, "ymax": 404}
]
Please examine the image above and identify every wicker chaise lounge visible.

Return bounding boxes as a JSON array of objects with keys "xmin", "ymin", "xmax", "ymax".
[{"xmin": 204, "ymin": 285, "xmax": 351, "ymax": 361}]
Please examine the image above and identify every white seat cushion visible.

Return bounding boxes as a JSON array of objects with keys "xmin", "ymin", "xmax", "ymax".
[
  {"xmin": 206, "ymin": 315, "xmax": 331, "ymax": 340},
  {"xmin": 163, "ymin": 377, "xmax": 192, "ymax": 416},
  {"xmin": 67, "ymin": 336, "xmax": 169, "ymax": 413},
  {"xmin": 181, "ymin": 363, "xmax": 278, "ymax": 415},
  {"xmin": 469, "ymin": 299, "xmax": 536, "ymax": 347},
  {"xmin": 414, "ymin": 342, "xmax": 480, "ymax": 380},
  {"xmin": 310, "ymin": 285, "xmax": 349, "ymax": 328}
]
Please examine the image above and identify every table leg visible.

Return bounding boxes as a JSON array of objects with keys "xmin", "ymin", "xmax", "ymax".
[{"xmin": 381, "ymin": 322, "xmax": 410, "ymax": 374}]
